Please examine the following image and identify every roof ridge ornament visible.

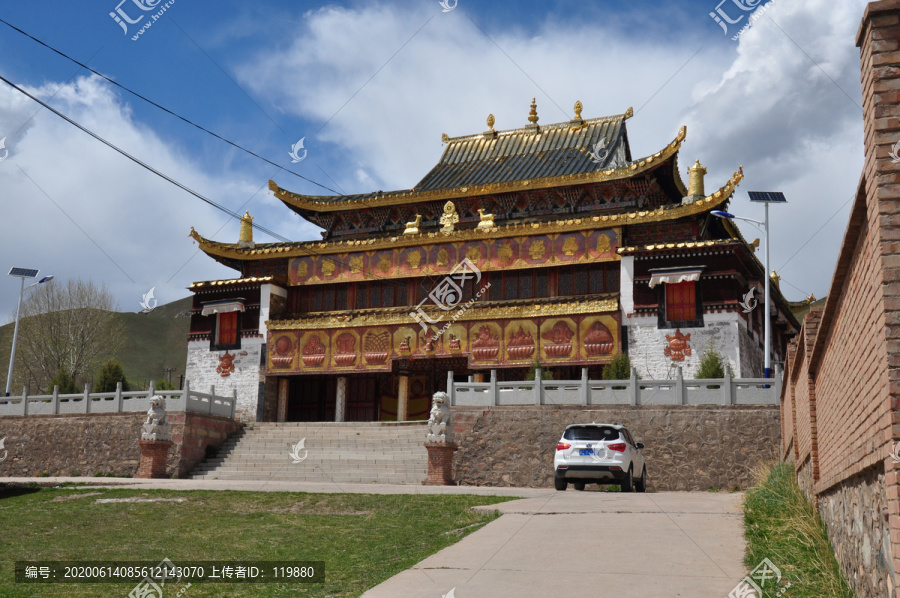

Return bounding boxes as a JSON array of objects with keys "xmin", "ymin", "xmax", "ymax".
[
  {"xmin": 485, "ymin": 113, "xmax": 498, "ymax": 138},
  {"xmin": 624, "ymin": 106, "xmax": 634, "ymax": 120},
  {"xmin": 526, "ymin": 98, "xmax": 540, "ymax": 132},
  {"xmin": 570, "ymin": 100, "xmax": 585, "ymax": 127}
]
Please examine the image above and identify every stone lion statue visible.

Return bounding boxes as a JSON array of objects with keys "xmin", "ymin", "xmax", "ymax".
[
  {"xmin": 141, "ymin": 396, "xmax": 171, "ymax": 442},
  {"xmin": 427, "ymin": 391, "xmax": 451, "ymax": 443}
]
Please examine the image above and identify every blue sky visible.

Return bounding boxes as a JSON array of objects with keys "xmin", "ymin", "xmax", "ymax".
[{"xmin": 0, "ymin": 0, "xmax": 867, "ymax": 317}]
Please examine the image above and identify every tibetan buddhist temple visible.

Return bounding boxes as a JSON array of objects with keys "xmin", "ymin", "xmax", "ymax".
[{"xmin": 185, "ymin": 99, "xmax": 799, "ymax": 422}]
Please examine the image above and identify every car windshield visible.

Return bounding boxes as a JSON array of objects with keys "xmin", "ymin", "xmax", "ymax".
[{"xmin": 563, "ymin": 426, "xmax": 620, "ymax": 441}]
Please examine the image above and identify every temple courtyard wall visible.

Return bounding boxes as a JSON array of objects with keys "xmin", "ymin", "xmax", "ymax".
[
  {"xmin": 450, "ymin": 404, "xmax": 780, "ymax": 490},
  {"xmin": 0, "ymin": 412, "xmax": 241, "ymax": 479},
  {"xmin": 184, "ymin": 336, "xmax": 264, "ymax": 422},
  {"xmin": 627, "ymin": 313, "xmax": 762, "ymax": 379}
]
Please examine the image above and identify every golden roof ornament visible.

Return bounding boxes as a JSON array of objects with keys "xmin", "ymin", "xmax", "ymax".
[
  {"xmin": 403, "ymin": 214, "xmax": 421, "ymax": 235},
  {"xmin": 805, "ymin": 292, "xmax": 816, "ymax": 303},
  {"xmin": 687, "ymin": 160, "xmax": 707, "ymax": 198},
  {"xmin": 526, "ymin": 98, "xmax": 539, "ymax": 129},
  {"xmin": 574, "ymin": 100, "xmax": 583, "ymax": 120},
  {"xmin": 476, "ymin": 208, "xmax": 495, "ymax": 231},
  {"xmin": 487, "ymin": 114, "xmax": 495, "ymax": 130},
  {"xmin": 441, "ymin": 132, "xmax": 450, "ymax": 143},
  {"xmin": 238, "ymin": 211, "xmax": 254, "ymax": 248},
  {"xmin": 770, "ymin": 270, "xmax": 781, "ymax": 288},
  {"xmin": 439, "ymin": 201, "xmax": 459, "ymax": 234}
]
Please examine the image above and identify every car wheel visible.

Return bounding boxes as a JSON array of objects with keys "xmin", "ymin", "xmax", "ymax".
[
  {"xmin": 573, "ymin": 482, "xmax": 585, "ymax": 491},
  {"xmin": 621, "ymin": 466, "xmax": 634, "ymax": 492},
  {"xmin": 635, "ymin": 467, "xmax": 647, "ymax": 493},
  {"xmin": 554, "ymin": 476, "xmax": 567, "ymax": 491}
]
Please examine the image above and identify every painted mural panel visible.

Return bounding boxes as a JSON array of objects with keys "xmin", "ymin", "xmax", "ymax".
[
  {"xmin": 269, "ymin": 331, "xmax": 299, "ymax": 370},
  {"xmin": 505, "ymin": 321, "xmax": 538, "ymax": 362},
  {"xmin": 554, "ymin": 232, "xmax": 586, "ymax": 264},
  {"xmin": 539, "ymin": 319, "xmax": 578, "ymax": 361}
]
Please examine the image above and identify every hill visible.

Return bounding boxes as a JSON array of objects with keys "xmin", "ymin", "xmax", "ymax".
[{"xmin": 0, "ymin": 296, "xmax": 192, "ymax": 393}]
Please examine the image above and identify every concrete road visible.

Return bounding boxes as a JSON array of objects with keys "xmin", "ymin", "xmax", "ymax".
[{"xmin": 361, "ymin": 491, "xmax": 747, "ymax": 598}]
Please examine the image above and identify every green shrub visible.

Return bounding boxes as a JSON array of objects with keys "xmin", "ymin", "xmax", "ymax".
[
  {"xmin": 696, "ymin": 347, "xmax": 725, "ymax": 379},
  {"xmin": 94, "ymin": 359, "xmax": 130, "ymax": 393},
  {"xmin": 525, "ymin": 362, "xmax": 553, "ymax": 381},
  {"xmin": 154, "ymin": 379, "xmax": 176, "ymax": 391},
  {"xmin": 602, "ymin": 353, "xmax": 632, "ymax": 380},
  {"xmin": 47, "ymin": 367, "xmax": 79, "ymax": 394}
]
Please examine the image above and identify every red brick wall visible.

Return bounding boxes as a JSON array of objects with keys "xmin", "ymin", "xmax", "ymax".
[{"xmin": 780, "ymin": 3, "xmax": 900, "ymax": 594}]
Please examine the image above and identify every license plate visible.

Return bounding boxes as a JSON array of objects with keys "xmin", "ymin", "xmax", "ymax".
[{"xmin": 579, "ymin": 449, "xmax": 593, "ymax": 456}]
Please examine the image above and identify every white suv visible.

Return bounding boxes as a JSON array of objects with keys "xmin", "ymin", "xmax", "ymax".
[{"xmin": 553, "ymin": 423, "xmax": 646, "ymax": 492}]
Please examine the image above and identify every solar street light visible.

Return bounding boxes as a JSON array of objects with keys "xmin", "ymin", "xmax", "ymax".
[
  {"xmin": 712, "ymin": 192, "xmax": 787, "ymax": 378},
  {"xmin": 5, "ymin": 268, "xmax": 54, "ymax": 396}
]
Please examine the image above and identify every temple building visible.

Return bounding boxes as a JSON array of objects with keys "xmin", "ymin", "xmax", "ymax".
[{"xmin": 185, "ymin": 100, "xmax": 799, "ymax": 422}]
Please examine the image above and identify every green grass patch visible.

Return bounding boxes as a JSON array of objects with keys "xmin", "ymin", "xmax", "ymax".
[
  {"xmin": 0, "ymin": 484, "xmax": 514, "ymax": 597},
  {"xmin": 743, "ymin": 462, "xmax": 853, "ymax": 597}
]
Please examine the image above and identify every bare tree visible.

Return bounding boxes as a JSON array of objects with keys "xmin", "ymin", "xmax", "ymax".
[{"xmin": 12, "ymin": 279, "xmax": 125, "ymax": 392}]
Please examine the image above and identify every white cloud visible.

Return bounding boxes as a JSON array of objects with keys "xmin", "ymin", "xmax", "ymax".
[
  {"xmin": 0, "ymin": 74, "xmax": 256, "ymax": 319},
  {"xmin": 236, "ymin": 0, "xmax": 868, "ymax": 300}
]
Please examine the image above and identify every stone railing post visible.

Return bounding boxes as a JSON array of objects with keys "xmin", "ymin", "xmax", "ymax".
[
  {"xmin": 490, "ymin": 369, "xmax": 497, "ymax": 406},
  {"xmin": 115, "ymin": 381, "xmax": 123, "ymax": 413},
  {"xmin": 629, "ymin": 368, "xmax": 638, "ymax": 406},
  {"xmin": 446, "ymin": 370, "xmax": 454, "ymax": 405},
  {"xmin": 675, "ymin": 366, "xmax": 684, "ymax": 405},
  {"xmin": 723, "ymin": 365, "xmax": 733, "ymax": 405},
  {"xmin": 774, "ymin": 364, "xmax": 783, "ymax": 404},
  {"xmin": 231, "ymin": 388, "xmax": 238, "ymax": 418},
  {"xmin": 21, "ymin": 386, "xmax": 28, "ymax": 416},
  {"xmin": 52, "ymin": 385, "xmax": 59, "ymax": 415},
  {"xmin": 581, "ymin": 367, "xmax": 589, "ymax": 405},
  {"xmin": 149, "ymin": 380, "xmax": 156, "ymax": 399},
  {"xmin": 208, "ymin": 385, "xmax": 215, "ymax": 415},
  {"xmin": 84, "ymin": 383, "xmax": 91, "ymax": 414},
  {"xmin": 534, "ymin": 367, "xmax": 542, "ymax": 405}
]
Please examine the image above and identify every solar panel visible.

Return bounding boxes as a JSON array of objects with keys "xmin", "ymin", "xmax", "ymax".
[
  {"xmin": 748, "ymin": 191, "xmax": 787, "ymax": 203},
  {"xmin": 8, "ymin": 267, "xmax": 38, "ymax": 278}
]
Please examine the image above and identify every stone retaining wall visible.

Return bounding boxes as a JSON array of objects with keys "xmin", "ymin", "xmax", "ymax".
[
  {"xmin": 450, "ymin": 405, "xmax": 780, "ymax": 490},
  {"xmin": 0, "ymin": 412, "xmax": 241, "ymax": 478},
  {"xmin": 818, "ymin": 466, "xmax": 893, "ymax": 598}
]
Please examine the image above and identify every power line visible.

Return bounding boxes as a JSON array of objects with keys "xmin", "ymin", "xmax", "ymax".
[
  {"xmin": 0, "ymin": 17, "xmax": 341, "ymax": 195},
  {"xmin": 0, "ymin": 72, "xmax": 291, "ymax": 243}
]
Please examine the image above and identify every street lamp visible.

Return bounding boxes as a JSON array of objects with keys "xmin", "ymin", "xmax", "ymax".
[
  {"xmin": 712, "ymin": 191, "xmax": 787, "ymax": 378},
  {"xmin": 5, "ymin": 268, "xmax": 54, "ymax": 396}
]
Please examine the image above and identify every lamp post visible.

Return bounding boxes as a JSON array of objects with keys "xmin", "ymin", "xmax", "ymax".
[
  {"xmin": 5, "ymin": 268, "xmax": 54, "ymax": 396},
  {"xmin": 712, "ymin": 191, "xmax": 786, "ymax": 378}
]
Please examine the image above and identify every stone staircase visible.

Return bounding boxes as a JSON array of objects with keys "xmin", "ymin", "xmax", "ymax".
[{"xmin": 190, "ymin": 422, "xmax": 429, "ymax": 484}]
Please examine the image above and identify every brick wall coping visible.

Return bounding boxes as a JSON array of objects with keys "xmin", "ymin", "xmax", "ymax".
[{"xmin": 857, "ymin": 0, "xmax": 900, "ymax": 45}]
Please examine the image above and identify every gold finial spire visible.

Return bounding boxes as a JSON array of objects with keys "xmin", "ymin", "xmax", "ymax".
[
  {"xmin": 770, "ymin": 270, "xmax": 781, "ymax": 288},
  {"xmin": 805, "ymin": 292, "xmax": 816, "ymax": 303},
  {"xmin": 486, "ymin": 113, "xmax": 495, "ymax": 131},
  {"xmin": 687, "ymin": 159, "xmax": 707, "ymax": 198},
  {"xmin": 574, "ymin": 100, "xmax": 583, "ymax": 120},
  {"xmin": 527, "ymin": 98, "xmax": 539, "ymax": 124},
  {"xmin": 239, "ymin": 211, "xmax": 254, "ymax": 247}
]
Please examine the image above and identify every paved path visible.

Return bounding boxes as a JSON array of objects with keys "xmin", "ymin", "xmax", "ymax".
[
  {"xmin": 1, "ymin": 478, "xmax": 747, "ymax": 597},
  {"xmin": 362, "ymin": 491, "xmax": 747, "ymax": 598}
]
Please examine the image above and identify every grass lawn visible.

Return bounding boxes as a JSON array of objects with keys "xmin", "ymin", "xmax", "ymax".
[
  {"xmin": 743, "ymin": 462, "xmax": 854, "ymax": 597},
  {"xmin": 0, "ymin": 484, "xmax": 515, "ymax": 597}
]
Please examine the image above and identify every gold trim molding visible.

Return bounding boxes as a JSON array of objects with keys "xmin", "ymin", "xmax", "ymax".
[{"xmin": 267, "ymin": 295, "xmax": 619, "ymax": 331}]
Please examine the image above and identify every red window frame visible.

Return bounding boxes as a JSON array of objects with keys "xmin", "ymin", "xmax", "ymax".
[{"xmin": 665, "ymin": 281, "xmax": 696, "ymax": 322}]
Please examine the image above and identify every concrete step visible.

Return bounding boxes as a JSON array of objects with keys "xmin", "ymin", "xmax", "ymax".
[{"xmin": 189, "ymin": 422, "xmax": 430, "ymax": 485}]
